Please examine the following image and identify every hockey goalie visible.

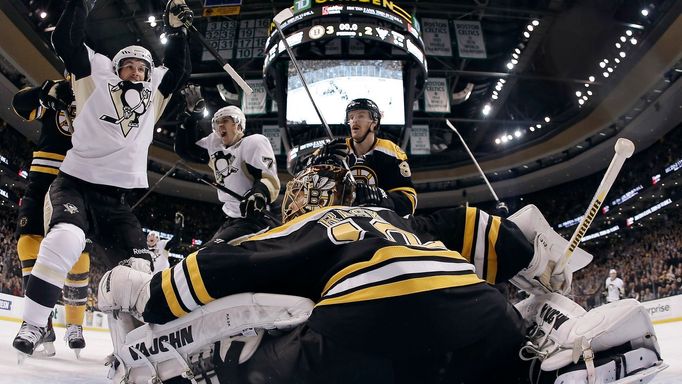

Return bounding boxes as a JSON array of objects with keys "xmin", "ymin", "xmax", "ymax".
[{"xmin": 98, "ymin": 162, "xmax": 666, "ymax": 383}]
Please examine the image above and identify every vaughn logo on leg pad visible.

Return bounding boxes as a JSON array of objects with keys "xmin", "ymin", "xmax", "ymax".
[
  {"xmin": 539, "ymin": 303, "xmax": 570, "ymax": 330},
  {"xmin": 129, "ymin": 325, "xmax": 194, "ymax": 360}
]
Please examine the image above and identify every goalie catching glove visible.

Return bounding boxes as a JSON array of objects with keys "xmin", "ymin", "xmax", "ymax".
[
  {"xmin": 508, "ymin": 204, "xmax": 593, "ymax": 295},
  {"xmin": 164, "ymin": 0, "xmax": 193, "ymax": 30}
]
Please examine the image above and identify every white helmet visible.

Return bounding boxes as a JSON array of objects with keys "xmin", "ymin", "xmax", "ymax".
[
  {"xmin": 113, "ymin": 45, "xmax": 153, "ymax": 81},
  {"xmin": 147, "ymin": 231, "xmax": 160, "ymax": 248},
  {"xmin": 212, "ymin": 106, "xmax": 246, "ymax": 134}
]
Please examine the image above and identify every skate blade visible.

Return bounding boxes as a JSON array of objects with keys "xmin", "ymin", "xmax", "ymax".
[
  {"xmin": 33, "ymin": 342, "xmax": 56, "ymax": 358},
  {"xmin": 17, "ymin": 352, "xmax": 29, "ymax": 365},
  {"xmin": 73, "ymin": 348, "xmax": 83, "ymax": 359}
]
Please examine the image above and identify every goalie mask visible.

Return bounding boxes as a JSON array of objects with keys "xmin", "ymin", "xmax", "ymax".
[
  {"xmin": 147, "ymin": 231, "xmax": 160, "ymax": 248},
  {"xmin": 282, "ymin": 164, "xmax": 355, "ymax": 223},
  {"xmin": 113, "ymin": 45, "xmax": 153, "ymax": 82}
]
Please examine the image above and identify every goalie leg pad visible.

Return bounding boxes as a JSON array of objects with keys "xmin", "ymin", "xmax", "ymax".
[
  {"xmin": 520, "ymin": 295, "xmax": 663, "ymax": 384},
  {"xmin": 115, "ymin": 293, "xmax": 314, "ymax": 383}
]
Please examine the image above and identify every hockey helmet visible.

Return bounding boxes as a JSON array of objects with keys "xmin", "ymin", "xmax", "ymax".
[
  {"xmin": 113, "ymin": 45, "xmax": 153, "ymax": 81},
  {"xmin": 212, "ymin": 105, "xmax": 246, "ymax": 134},
  {"xmin": 345, "ymin": 98, "xmax": 381, "ymax": 130},
  {"xmin": 147, "ymin": 231, "xmax": 160, "ymax": 248},
  {"xmin": 282, "ymin": 164, "xmax": 355, "ymax": 223}
]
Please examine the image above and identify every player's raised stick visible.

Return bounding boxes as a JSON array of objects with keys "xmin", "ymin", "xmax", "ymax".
[
  {"xmin": 445, "ymin": 119, "xmax": 508, "ymax": 215},
  {"xmin": 176, "ymin": 20, "xmax": 252, "ymax": 95},
  {"xmin": 273, "ymin": 8, "xmax": 356, "ymax": 181},
  {"xmin": 550, "ymin": 138, "xmax": 635, "ymax": 286},
  {"xmin": 273, "ymin": 8, "xmax": 333, "ymax": 139}
]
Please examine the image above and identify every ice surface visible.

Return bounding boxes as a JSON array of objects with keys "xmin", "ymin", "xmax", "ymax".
[{"xmin": 1, "ymin": 318, "xmax": 680, "ymax": 383}]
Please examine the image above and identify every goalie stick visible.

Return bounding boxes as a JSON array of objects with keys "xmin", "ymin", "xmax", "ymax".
[{"xmin": 547, "ymin": 138, "xmax": 635, "ymax": 289}]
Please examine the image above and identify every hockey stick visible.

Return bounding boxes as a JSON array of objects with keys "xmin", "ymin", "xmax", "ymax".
[
  {"xmin": 548, "ymin": 138, "xmax": 635, "ymax": 286},
  {"xmin": 171, "ymin": 10, "xmax": 252, "ymax": 95},
  {"xmin": 445, "ymin": 120, "xmax": 508, "ymax": 215},
  {"xmin": 132, "ymin": 161, "xmax": 180, "ymax": 210},
  {"xmin": 273, "ymin": 8, "xmax": 332, "ymax": 139},
  {"xmin": 273, "ymin": 8, "xmax": 356, "ymax": 182},
  {"xmin": 176, "ymin": 161, "xmax": 282, "ymax": 225}
]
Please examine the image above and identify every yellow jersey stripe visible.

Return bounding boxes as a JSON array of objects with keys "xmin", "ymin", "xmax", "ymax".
[
  {"xmin": 247, "ymin": 206, "xmax": 338, "ymax": 242},
  {"xmin": 162, "ymin": 268, "xmax": 187, "ymax": 318},
  {"xmin": 462, "ymin": 207, "xmax": 477, "ymax": 261},
  {"xmin": 317, "ymin": 274, "xmax": 483, "ymax": 307},
  {"xmin": 186, "ymin": 252, "xmax": 215, "ymax": 304},
  {"xmin": 322, "ymin": 245, "xmax": 467, "ymax": 295},
  {"xmin": 374, "ymin": 139, "xmax": 408, "ymax": 160},
  {"xmin": 30, "ymin": 165, "xmax": 59, "ymax": 175},
  {"xmin": 33, "ymin": 151, "xmax": 66, "ymax": 161},
  {"xmin": 65, "ymin": 278, "xmax": 89, "ymax": 286},
  {"xmin": 486, "ymin": 216, "xmax": 501, "ymax": 284}
]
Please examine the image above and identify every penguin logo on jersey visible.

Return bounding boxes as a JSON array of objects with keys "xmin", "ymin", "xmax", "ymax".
[
  {"xmin": 211, "ymin": 151, "xmax": 238, "ymax": 184},
  {"xmin": 99, "ymin": 81, "xmax": 152, "ymax": 137},
  {"xmin": 54, "ymin": 102, "xmax": 77, "ymax": 136}
]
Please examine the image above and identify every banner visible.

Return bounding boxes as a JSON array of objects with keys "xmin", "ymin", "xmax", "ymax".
[
  {"xmin": 262, "ymin": 125, "xmax": 282, "ymax": 155},
  {"xmin": 453, "ymin": 20, "xmax": 487, "ymax": 59},
  {"xmin": 424, "ymin": 78, "xmax": 450, "ymax": 113},
  {"xmin": 241, "ymin": 79, "xmax": 267, "ymax": 115},
  {"xmin": 410, "ymin": 125, "xmax": 430, "ymax": 155},
  {"xmin": 421, "ymin": 18, "xmax": 452, "ymax": 56}
]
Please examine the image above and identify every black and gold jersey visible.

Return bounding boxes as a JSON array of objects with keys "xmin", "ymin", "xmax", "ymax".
[
  {"xmin": 346, "ymin": 138, "xmax": 417, "ymax": 216},
  {"xmin": 12, "ymin": 85, "xmax": 74, "ymax": 196},
  {"xmin": 143, "ymin": 205, "xmax": 532, "ymax": 325}
]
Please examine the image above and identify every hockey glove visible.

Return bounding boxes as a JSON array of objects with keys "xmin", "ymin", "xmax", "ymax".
[
  {"xmin": 309, "ymin": 138, "xmax": 349, "ymax": 167},
  {"xmin": 175, "ymin": 211, "xmax": 185, "ymax": 228},
  {"xmin": 354, "ymin": 183, "xmax": 395, "ymax": 210},
  {"xmin": 39, "ymin": 80, "xmax": 74, "ymax": 111},
  {"xmin": 164, "ymin": 0, "xmax": 193, "ymax": 30},
  {"xmin": 181, "ymin": 84, "xmax": 205, "ymax": 114},
  {"xmin": 240, "ymin": 180, "xmax": 270, "ymax": 217}
]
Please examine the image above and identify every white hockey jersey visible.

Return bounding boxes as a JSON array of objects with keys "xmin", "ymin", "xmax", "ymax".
[
  {"xmin": 150, "ymin": 239, "xmax": 171, "ymax": 273},
  {"xmin": 61, "ymin": 46, "xmax": 170, "ymax": 188},
  {"xmin": 196, "ymin": 133, "xmax": 279, "ymax": 218}
]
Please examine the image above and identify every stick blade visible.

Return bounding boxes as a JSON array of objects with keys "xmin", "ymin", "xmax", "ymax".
[{"xmin": 274, "ymin": 7, "xmax": 294, "ymax": 25}]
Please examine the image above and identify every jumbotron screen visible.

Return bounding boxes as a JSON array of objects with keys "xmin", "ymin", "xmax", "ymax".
[{"xmin": 286, "ymin": 60, "xmax": 405, "ymax": 125}]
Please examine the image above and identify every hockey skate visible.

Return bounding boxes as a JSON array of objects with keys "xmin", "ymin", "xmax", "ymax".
[
  {"xmin": 65, "ymin": 324, "xmax": 86, "ymax": 358},
  {"xmin": 13, "ymin": 321, "xmax": 49, "ymax": 363}
]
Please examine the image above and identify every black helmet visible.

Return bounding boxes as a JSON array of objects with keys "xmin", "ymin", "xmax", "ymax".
[{"xmin": 345, "ymin": 98, "xmax": 381, "ymax": 129}]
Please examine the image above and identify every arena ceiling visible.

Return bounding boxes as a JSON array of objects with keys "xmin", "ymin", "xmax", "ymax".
[{"xmin": 1, "ymin": 0, "xmax": 681, "ymax": 208}]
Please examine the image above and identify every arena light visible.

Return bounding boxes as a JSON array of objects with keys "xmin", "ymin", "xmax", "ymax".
[
  {"xmin": 491, "ymin": 94, "xmax": 498, "ymax": 100},
  {"xmin": 527, "ymin": 24, "xmax": 534, "ymax": 32},
  {"xmin": 619, "ymin": 51, "xmax": 626, "ymax": 58},
  {"xmin": 506, "ymin": 62, "xmax": 514, "ymax": 70},
  {"xmin": 523, "ymin": 31, "xmax": 530, "ymax": 39},
  {"xmin": 39, "ymin": 11, "xmax": 47, "ymax": 19},
  {"xmin": 615, "ymin": 42, "xmax": 621, "ymax": 48},
  {"xmin": 482, "ymin": 104, "xmax": 492, "ymax": 116},
  {"xmin": 514, "ymin": 48, "xmax": 521, "ymax": 54},
  {"xmin": 514, "ymin": 130, "xmax": 522, "ymax": 138},
  {"xmin": 587, "ymin": 90, "xmax": 593, "ymax": 96},
  {"xmin": 607, "ymin": 67, "xmax": 613, "ymax": 73},
  {"xmin": 576, "ymin": 91, "xmax": 582, "ymax": 97},
  {"xmin": 531, "ymin": 20, "xmax": 539, "ymax": 26},
  {"xmin": 588, "ymin": 75, "xmax": 595, "ymax": 82},
  {"xmin": 630, "ymin": 38, "xmax": 638, "ymax": 45},
  {"xmin": 544, "ymin": 116, "xmax": 550, "ymax": 122},
  {"xmin": 203, "ymin": 108, "xmax": 210, "ymax": 118},
  {"xmin": 536, "ymin": 124, "xmax": 541, "ymax": 128},
  {"xmin": 578, "ymin": 99, "xmax": 585, "ymax": 105},
  {"xmin": 507, "ymin": 134, "xmax": 513, "ymax": 140},
  {"xmin": 614, "ymin": 58, "xmax": 620, "ymax": 63},
  {"xmin": 511, "ymin": 59, "xmax": 518, "ymax": 65},
  {"xmin": 148, "ymin": 15, "xmax": 157, "ymax": 27},
  {"xmin": 501, "ymin": 135, "xmax": 508, "ymax": 143},
  {"xmin": 641, "ymin": 9, "xmax": 649, "ymax": 16},
  {"xmin": 495, "ymin": 138, "xmax": 501, "ymax": 144},
  {"xmin": 599, "ymin": 62, "xmax": 606, "ymax": 68},
  {"xmin": 603, "ymin": 72, "xmax": 609, "ymax": 78},
  {"xmin": 499, "ymin": 79, "xmax": 506, "ymax": 84},
  {"xmin": 160, "ymin": 32, "xmax": 168, "ymax": 44},
  {"xmin": 529, "ymin": 126, "xmax": 535, "ymax": 132},
  {"xmin": 619, "ymin": 36, "xmax": 627, "ymax": 43}
]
